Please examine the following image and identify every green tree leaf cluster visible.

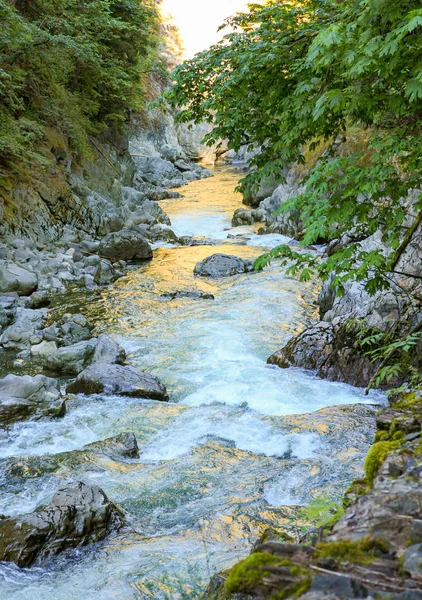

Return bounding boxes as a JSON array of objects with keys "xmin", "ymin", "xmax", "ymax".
[
  {"xmin": 161, "ymin": 0, "xmax": 422, "ymax": 297},
  {"xmin": 0, "ymin": 0, "xmax": 161, "ymax": 168}
]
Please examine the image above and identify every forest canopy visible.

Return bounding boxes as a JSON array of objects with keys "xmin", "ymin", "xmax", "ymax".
[
  {"xmin": 162, "ymin": 0, "xmax": 422, "ymax": 297},
  {"xmin": 0, "ymin": 0, "xmax": 161, "ymax": 168}
]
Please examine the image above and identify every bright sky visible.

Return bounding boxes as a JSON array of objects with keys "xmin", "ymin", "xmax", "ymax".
[{"xmin": 161, "ymin": 0, "xmax": 253, "ymax": 58}]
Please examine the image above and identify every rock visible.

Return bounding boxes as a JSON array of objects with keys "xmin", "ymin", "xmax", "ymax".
[
  {"xmin": 0, "ymin": 374, "xmax": 65, "ymax": 425},
  {"xmin": 44, "ymin": 335, "xmax": 126, "ymax": 375},
  {"xmin": 268, "ymin": 322, "xmax": 335, "ymax": 371},
  {"xmin": 309, "ymin": 574, "xmax": 369, "ymax": 598},
  {"xmin": 98, "ymin": 229, "xmax": 152, "ymax": 261},
  {"xmin": 43, "ymin": 313, "xmax": 94, "ymax": 347},
  {"xmin": 85, "ymin": 432, "xmax": 140, "ymax": 459},
  {"xmin": 0, "ymin": 308, "xmax": 46, "ymax": 350},
  {"xmin": 178, "ymin": 236, "xmax": 217, "ymax": 247},
  {"xmin": 66, "ymin": 364, "xmax": 168, "ymax": 401},
  {"xmin": 93, "ymin": 259, "xmax": 123, "ymax": 285},
  {"xmin": 402, "ymin": 544, "xmax": 422, "ymax": 578},
  {"xmin": 160, "ymin": 290, "xmax": 215, "ymax": 301},
  {"xmin": 23, "ymin": 290, "xmax": 51, "ymax": 309},
  {"xmin": 0, "ymin": 482, "xmax": 125, "ymax": 567},
  {"xmin": 30, "ymin": 340, "xmax": 58, "ymax": 359},
  {"xmin": 0, "ymin": 262, "xmax": 38, "ymax": 296},
  {"xmin": 194, "ymin": 254, "xmax": 254, "ymax": 277}
]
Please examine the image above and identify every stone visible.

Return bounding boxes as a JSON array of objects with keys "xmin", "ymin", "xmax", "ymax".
[
  {"xmin": 44, "ymin": 335, "xmax": 126, "ymax": 375},
  {"xmin": 0, "ymin": 262, "xmax": 38, "ymax": 296},
  {"xmin": 194, "ymin": 254, "xmax": 254, "ymax": 277},
  {"xmin": 85, "ymin": 432, "xmax": 140, "ymax": 459},
  {"xmin": 0, "ymin": 374, "xmax": 65, "ymax": 425},
  {"xmin": 0, "ymin": 482, "xmax": 125, "ymax": 567},
  {"xmin": 93, "ymin": 259, "xmax": 123, "ymax": 285},
  {"xmin": 160, "ymin": 290, "xmax": 215, "ymax": 301},
  {"xmin": 0, "ymin": 308, "xmax": 46, "ymax": 350},
  {"xmin": 66, "ymin": 364, "xmax": 168, "ymax": 401},
  {"xmin": 402, "ymin": 544, "xmax": 422, "ymax": 578},
  {"xmin": 98, "ymin": 229, "xmax": 152, "ymax": 261},
  {"xmin": 23, "ymin": 290, "xmax": 51, "ymax": 309},
  {"xmin": 268, "ymin": 322, "xmax": 335, "ymax": 371},
  {"xmin": 310, "ymin": 575, "xmax": 369, "ymax": 598},
  {"xmin": 30, "ymin": 340, "xmax": 58, "ymax": 359},
  {"xmin": 43, "ymin": 313, "xmax": 94, "ymax": 347}
]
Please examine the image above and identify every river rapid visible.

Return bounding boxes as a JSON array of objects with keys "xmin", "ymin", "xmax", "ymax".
[{"xmin": 0, "ymin": 167, "xmax": 384, "ymax": 599}]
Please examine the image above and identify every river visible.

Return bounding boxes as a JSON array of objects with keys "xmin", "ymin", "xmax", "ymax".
[{"xmin": 0, "ymin": 167, "xmax": 384, "ymax": 599}]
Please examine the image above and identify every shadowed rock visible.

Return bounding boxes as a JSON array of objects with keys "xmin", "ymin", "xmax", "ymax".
[
  {"xmin": 66, "ymin": 364, "xmax": 168, "ymax": 401},
  {"xmin": 0, "ymin": 482, "xmax": 126, "ymax": 567},
  {"xmin": 0, "ymin": 374, "xmax": 65, "ymax": 425},
  {"xmin": 194, "ymin": 253, "xmax": 254, "ymax": 277}
]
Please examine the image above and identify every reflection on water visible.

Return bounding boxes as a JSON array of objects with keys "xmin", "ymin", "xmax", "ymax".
[{"xmin": 0, "ymin": 167, "xmax": 385, "ymax": 599}]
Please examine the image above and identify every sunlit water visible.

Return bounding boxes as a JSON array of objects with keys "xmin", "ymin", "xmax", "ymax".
[{"xmin": 0, "ymin": 167, "xmax": 385, "ymax": 599}]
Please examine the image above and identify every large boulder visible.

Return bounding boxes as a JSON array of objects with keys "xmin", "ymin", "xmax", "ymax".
[
  {"xmin": 44, "ymin": 335, "xmax": 126, "ymax": 375},
  {"xmin": 98, "ymin": 229, "xmax": 152, "ymax": 261},
  {"xmin": 0, "ymin": 261, "xmax": 38, "ymax": 295},
  {"xmin": 0, "ymin": 482, "xmax": 125, "ymax": 567},
  {"xmin": 0, "ymin": 374, "xmax": 65, "ymax": 425},
  {"xmin": 67, "ymin": 364, "xmax": 168, "ymax": 401},
  {"xmin": 268, "ymin": 322, "xmax": 335, "ymax": 371},
  {"xmin": 194, "ymin": 254, "xmax": 254, "ymax": 277}
]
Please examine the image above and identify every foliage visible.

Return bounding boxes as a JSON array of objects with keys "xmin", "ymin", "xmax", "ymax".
[
  {"xmin": 161, "ymin": 0, "xmax": 422, "ymax": 297},
  {"xmin": 297, "ymin": 495, "xmax": 344, "ymax": 532},
  {"xmin": 0, "ymin": 0, "xmax": 161, "ymax": 169}
]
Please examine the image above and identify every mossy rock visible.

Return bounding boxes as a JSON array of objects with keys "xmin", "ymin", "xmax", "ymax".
[
  {"xmin": 225, "ymin": 552, "xmax": 311, "ymax": 599},
  {"xmin": 364, "ymin": 440, "xmax": 401, "ymax": 486},
  {"xmin": 315, "ymin": 536, "xmax": 391, "ymax": 565}
]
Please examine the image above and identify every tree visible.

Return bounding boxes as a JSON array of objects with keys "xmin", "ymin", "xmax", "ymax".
[{"xmin": 161, "ymin": 0, "xmax": 422, "ymax": 298}]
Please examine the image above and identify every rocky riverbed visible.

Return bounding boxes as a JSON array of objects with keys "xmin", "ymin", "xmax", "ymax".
[{"xmin": 0, "ymin": 156, "xmax": 390, "ymax": 599}]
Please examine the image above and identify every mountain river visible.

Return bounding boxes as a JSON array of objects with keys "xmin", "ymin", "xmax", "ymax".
[{"xmin": 0, "ymin": 167, "xmax": 385, "ymax": 599}]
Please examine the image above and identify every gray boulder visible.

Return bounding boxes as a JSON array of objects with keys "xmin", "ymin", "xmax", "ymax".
[
  {"xmin": 0, "ymin": 482, "xmax": 125, "ymax": 567},
  {"xmin": 85, "ymin": 432, "xmax": 140, "ymax": 459},
  {"xmin": 44, "ymin": 335, "xmax": 126, "ymax": 375},
  {"xmin": 93, "ymin": 259, "xmax": 123, "ymax": 285},
  {"xmin": 67, "ymin": 364, "xmax": 168, "ymax": 401},
  {"xmin": 0, "ymin": 308, "xmax": 46, "ymax": 350},
  {"xmin": 0, "ymin": 262, "xmax": 38, "ymax": 296},
  {"xmin": 194, "ymin": 254, "xmax": 254, "ymax": 277},
  {"xmin": 98, "ymin": 229, "xmax": 152, "ymax": 261},
  {"xmin": 0, "ymin": 374, "xmax": 65, "ymax": 425}
]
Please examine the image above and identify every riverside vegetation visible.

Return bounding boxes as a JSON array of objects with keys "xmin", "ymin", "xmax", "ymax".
[{"xmin": 0, "ymin": 0, "xmax": 421, "ymax": 599}]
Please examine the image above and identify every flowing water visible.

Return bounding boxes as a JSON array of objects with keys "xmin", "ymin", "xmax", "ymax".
[{"xmin": 0, "ymin": 167, "xmax": 384, "ymax": 599}]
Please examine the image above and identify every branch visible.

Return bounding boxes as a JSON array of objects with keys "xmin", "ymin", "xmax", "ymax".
[{"xmin": 389, "ymin": 208, "xmax": 422, "ymax": 272}]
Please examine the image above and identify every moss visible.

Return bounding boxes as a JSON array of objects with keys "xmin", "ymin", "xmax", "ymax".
[
  {"xmin": 364, "ymin": 440, "xmax": 401, "ymax": 486},
  {"xmin": 343, "ymin": 479, "xmax": 367, "ymax": 507},
  {"xmin": 225, "ymin": 552, "xmax": 310, "ymax": 599},
  {"xmin": 315, "ymin": 536, "xmax": 390, "ymax": 564}
]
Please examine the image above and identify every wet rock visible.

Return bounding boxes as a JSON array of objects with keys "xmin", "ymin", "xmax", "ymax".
[
  {"xmin": 0, "ymin": 374, "xmax": 65, "ymax": 425},
  {"xmin": 85, "ymin": 432, "xmax": 140, "ymax": 459},
  {"xmin": 98, "ymin": 229, "xmax": 152, "ymax": 261},
  {"xmin": 67, "ymin": 364, "xmax": 168, "ymax": 401},
  {"xmin": 194, "ymin": 254, "xmax": 254, "ymax": 277},
  {"xmin": 0, "ymin": 262, "xmax": 38, "ymax": 296},
  {"xmin": 43, "ymin": 313, "xmax": 94, "ymax": 347},
  {"xmin": 140, "ymin": 225, "xmax": 178, "ymax": 244},
  {"xmin": 232, "ymin": 207, "xmax": 265, "ymax": 227},
  {"xmin": 44, "ymin": 335, "xmax": 126, "ymax": 375},
  {"xmin": 160, "ymin": 290, "xmax": 215, "ymax": 301},
  {"xmin": 178, "ymin": 236, "xmax": 217, "ymax": 247},
  {"xmin": 0, "ymin": 481, "xmax": 125, "ymax": 567},
  {"xmin": 268, "ymin": 322, "xmax": 335, "ymax": 371}
]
